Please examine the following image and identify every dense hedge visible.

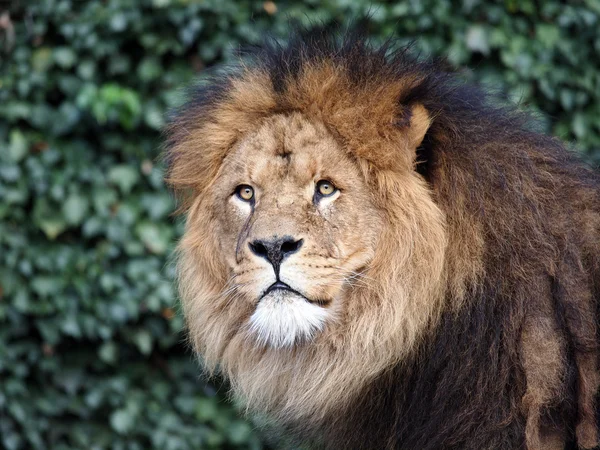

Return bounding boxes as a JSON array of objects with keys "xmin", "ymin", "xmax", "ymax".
[{"xmin": 1, "ymin": 0, "xmax": 599, "ymax": 449}]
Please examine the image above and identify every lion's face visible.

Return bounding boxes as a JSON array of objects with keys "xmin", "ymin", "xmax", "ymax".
[
  {"xmin": 173, "ymin": 66, "xmax": 449, "ymax": 422},
  {"xmin": 205, "ymin": 113, "xmax": 381, "ymax": 348}
]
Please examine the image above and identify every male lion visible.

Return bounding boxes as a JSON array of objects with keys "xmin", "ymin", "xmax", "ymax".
[{"xmin": 165, "ymin": 28, "xmax": 600, "ymax": 449}]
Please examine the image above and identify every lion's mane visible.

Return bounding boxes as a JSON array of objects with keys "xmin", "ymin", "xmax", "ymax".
[{"xmin": 166, "ymin": 28, "xmax": 600, "ymax": 450}]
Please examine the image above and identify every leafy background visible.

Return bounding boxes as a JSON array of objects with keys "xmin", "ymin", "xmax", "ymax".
[{"xmin": 1, "ymin": 0, "xmax": 599, "ymax": 449}]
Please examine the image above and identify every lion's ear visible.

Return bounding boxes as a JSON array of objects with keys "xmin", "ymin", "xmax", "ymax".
[{"xmin": 405, "ymin": 104, "xmax": 431, "ymax": 149}]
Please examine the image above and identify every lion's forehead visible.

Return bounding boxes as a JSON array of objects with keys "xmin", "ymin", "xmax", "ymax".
[{"xmin": 225, "ymin": 113, "xmax": 354, "ymax": 189}]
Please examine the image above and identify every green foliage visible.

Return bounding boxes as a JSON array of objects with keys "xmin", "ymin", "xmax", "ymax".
[{"xmin": 0, "ymin": 0, "xmax": 598, "ymax": 449}]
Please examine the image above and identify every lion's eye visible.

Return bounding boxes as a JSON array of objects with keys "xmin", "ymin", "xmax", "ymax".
[
  {"xmin": 235, "ymin": 185, "xmax": 254, "ymax": 201},
  {"xmin": 316, "ymin": 180, "xmax": 337, "ymax": 197}
]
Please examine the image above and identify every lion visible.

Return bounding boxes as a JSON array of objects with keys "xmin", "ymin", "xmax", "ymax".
[{"xmin": 165, "ymin": 27, "xmax": 600, "ymax": 449}]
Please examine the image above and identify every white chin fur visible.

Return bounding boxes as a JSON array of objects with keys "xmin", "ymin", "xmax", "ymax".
[{"xmin": 248, "ymin": 290, "xmax": 330, "ymax": 348}]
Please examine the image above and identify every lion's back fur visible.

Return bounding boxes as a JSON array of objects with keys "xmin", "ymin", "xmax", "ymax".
[{"xmin": 166, "ymin": 27, "xmax": 600, "ymax": 449}]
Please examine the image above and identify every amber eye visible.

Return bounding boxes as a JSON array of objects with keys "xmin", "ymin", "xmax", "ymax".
[
  {"xmin": 235, "ymin": 185, "xmax": 254, "ymax": 201},
  {"xmin": 316, "ymin": 180, "xmax": 336, "ymax": 197}
]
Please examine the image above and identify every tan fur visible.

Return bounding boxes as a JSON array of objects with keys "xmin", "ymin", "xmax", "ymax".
[{"xmin": 519, "ymin": 278, "xmax": 567, "ymax": 450}]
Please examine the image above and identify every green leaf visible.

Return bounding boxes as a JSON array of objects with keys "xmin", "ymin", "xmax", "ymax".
[
  {"xmin": 465, "ymin": 25, "xmax": 490, "ymax": 55},
  {"xmin": 8, "ymin": 129, "xmax": 28, "ymax": 162},
  {"xmin": 110, "ymin": 409, "xmax": 134, "ymax": 434},
  {"xmin": 135, "ymin": 222, "xmax": 173, "ymax": 255},
  {"xmin": 54, "ymin": 47, "xmax": 77, "ymax": 68},
  {"xmin": 38, "ymin": 218, "xmax": 67, "ymax": 240},
  {"xmin": 33, "ymin": 199, "xmax": 67, "ymax": 239},
  {"xmin": 132, "ymin": 330, "xmax": 153, "ymax": 355},
  {"xmin": 228, "ymin": 421, "xmax": 252, "ymax": 445},
  {"xmin": 32, "ymin": 47, "xmax": 53, "ymax": 72},
  {"xmin": 138, "ymin": 57, "xmax": 162, "ymax": 82},
  {"xmin": 195, "ymin": 398, "xmax": 219, "ymax": 422},
  {"xmin": 62, "ymin": 194, "xmax": 90, "ymax": 226},
  {"xmin": 144, "ymin": 102, "xmax": 166, "ymax": 130},
  {"xmin": 108, "ymin": 165, "xmax": 140, "ymax": 194},
  {"xmin": 536, "ymin": 24, "xmax": 560, "ymax": 49},
  {"xmin": 98, "ymin": 341, "xmax": 119, "ymax": 364}
]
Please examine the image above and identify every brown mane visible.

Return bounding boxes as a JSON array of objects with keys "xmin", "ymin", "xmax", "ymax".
[{"xmin": 166, "ymin": 26, "xmax": 600, "ymax": 449}]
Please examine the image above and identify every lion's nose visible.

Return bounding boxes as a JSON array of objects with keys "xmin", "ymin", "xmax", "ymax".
[{"xmin": 249, "ymin": 237, "xmax": 303, "ymax": 271}]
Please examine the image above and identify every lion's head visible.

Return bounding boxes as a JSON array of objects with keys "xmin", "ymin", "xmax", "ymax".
[
  {"xmin": 172, "ymin": 108, "xmax": 450, "ymax": 413},
  {"xmin": 166, "ymin": 35, "xmax": 460, "ymax": 420}
]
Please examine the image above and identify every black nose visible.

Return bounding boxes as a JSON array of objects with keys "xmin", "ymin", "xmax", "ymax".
[{"xmin": 249, "ymin": 237, "xmax": 303, "ymax": 271}]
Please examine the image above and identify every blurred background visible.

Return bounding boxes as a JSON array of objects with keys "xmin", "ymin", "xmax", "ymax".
[{"xmin": 0, "ymin": 0, "xmax": 599, "ymax": 449}]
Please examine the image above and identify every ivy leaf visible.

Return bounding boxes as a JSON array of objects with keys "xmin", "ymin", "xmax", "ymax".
[
  {"xmin": 132, "ymin": 330, "xmax": 153, "ymax": 355},
  {"xmin": 110, "ymin": 409, "xmax": 134, "ymax": 434},
  {"xmin": 108, "ymin": 165, "xmax": 140, "ymax": 194},
  {"xmin": 62, "ymin": 194, "xmax": 90, "ymax": 226},
  {"xmin": 8, "ymin": 129, "xmax": 28, "ymax": 162}
]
